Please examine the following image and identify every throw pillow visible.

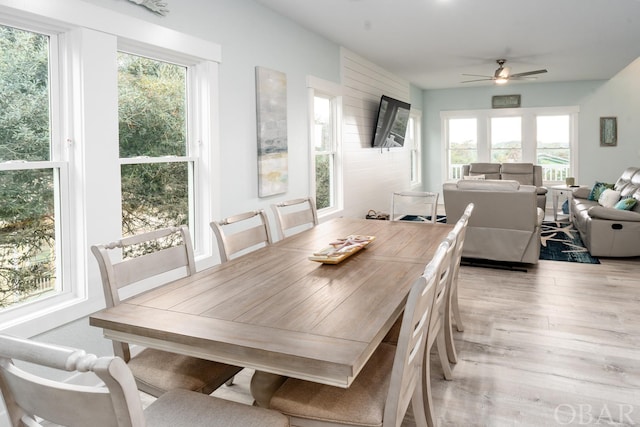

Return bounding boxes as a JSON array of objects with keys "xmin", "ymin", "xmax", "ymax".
[
  {"xmin": 588, "ymin": 181, "xmax": 614, "ymax": 201},
  {"xmin": 598, "ymin": 189, "xmax": 621, "ymax": 208},
  {"xmin": 463, "ymin": 174, "xmax": 485, "ymax": 180},
  {"xmin": 614, "ymin": 197, "xmax": 638, "ymax": 210}
]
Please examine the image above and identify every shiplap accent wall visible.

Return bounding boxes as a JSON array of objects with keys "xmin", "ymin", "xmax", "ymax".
[{"xmin": 340, "ymin": 48, "xmax": 412, "ymax": 218}]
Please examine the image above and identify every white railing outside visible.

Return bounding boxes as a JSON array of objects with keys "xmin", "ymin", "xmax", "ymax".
[
  {"xmin": 541, "ymin": 165, "xmax": 571, "ymax": 182},
  {"xmin": 450, "ymin": 164, "xmax": 464, "ymax": 180}
]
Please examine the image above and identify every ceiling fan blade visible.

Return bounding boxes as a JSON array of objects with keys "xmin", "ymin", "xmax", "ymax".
[
  {"xmin": 461, "ymin": 73, "xmax": 495, "ymax": 78},
  {"xmin": 461, "ymin": 78, "xmax": 494, "ymax": 83},
  {"xmin": 509, "ymin": 76, "xmax": 539, "ymax": 81},
  {"xmin": 510, "ymin": 69, "xmax": 547, "ymax": 78}
]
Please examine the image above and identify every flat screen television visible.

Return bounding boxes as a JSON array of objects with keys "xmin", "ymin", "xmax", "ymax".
[{"xmin": 371, "ymin": 95, "xmax": 411, "ymax": 148}]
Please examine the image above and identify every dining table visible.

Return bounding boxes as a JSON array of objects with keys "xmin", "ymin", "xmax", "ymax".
[{"xmin": 90, "ymin": 217, "xmax": 453, "ymax": 393}]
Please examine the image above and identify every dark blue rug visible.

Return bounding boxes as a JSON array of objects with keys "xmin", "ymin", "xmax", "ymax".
[
  {"xmin": 398, "ymin": 215, "xmax": 447, "ymax": 223},
  {"xmin": 540, "ymin": 221, "xmax": 600, "ymax": 264}
]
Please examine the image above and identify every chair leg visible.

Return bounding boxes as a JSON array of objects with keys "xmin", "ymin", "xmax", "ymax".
[
  {"xmin": 225, "ymin": 376, "xmax": 235, "ymax": 386},
  {"xmin": 444, "ymin": 304, "xmax": 459, "ymax": 365},
  {"xmin": 452, "ymin": 287, "xmax": 465, "ymax": 332},
  {"xmin": 436, "ymin": 332, "xmax": 453, "ymax": 380},
  {"xmin": 423, "ymin": 348, "xmax": 436, "ymax": 427},
  {"xmin": 412, "ymin": 374, "xmax": 429, "ymax": 427}
]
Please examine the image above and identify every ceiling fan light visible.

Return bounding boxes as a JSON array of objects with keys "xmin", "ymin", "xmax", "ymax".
[
  {"xmin": 498, "ymin": 67, "xmax": 510, "ymax": 78},
  {"xmin": 495, "ymin": 77, "xmax": 508, "ymax": 85}
]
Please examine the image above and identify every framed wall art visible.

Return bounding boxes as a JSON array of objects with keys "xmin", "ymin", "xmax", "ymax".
[
  {"xmin": 255, "ymin": 66, "xmax": 288, "ymax": 197},
  {"xmin": 600, "ymin": 117, "xmax": 617, "ymax": 146}
]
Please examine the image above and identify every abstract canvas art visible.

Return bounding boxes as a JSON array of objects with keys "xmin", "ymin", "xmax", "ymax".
[{"xmin": 255, "ymin": 67, "xmax": 288, "ymax": 197}]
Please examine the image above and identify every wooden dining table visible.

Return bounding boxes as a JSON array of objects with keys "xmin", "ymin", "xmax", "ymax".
[{"xmin": 90, "ymin": 217, "xmax": 453, "ymax": 390}]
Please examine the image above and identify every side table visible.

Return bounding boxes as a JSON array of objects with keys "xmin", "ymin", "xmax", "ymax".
[{"xmin": 550, "ymin": 184, "xmax": 579, "ymax": 221}]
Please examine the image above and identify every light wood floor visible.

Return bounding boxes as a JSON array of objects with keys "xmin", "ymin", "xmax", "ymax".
[{"xmin": 142, "ymin": 255, "xmax": 640, "ymax": 426}]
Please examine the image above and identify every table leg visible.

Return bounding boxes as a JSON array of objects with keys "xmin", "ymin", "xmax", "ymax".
[
  {"xmin": 250, "ymin": 371, "xmax": 288, "ymax": 408},
  {"xmin": 553, "ymin": 191, "xmax": 559, "ymax": 221}
]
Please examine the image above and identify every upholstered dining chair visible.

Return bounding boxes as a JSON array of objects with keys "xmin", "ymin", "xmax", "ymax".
[
  {"xmin": 271, "ymin": 197, "xmax": 318, "ymax": 240},
  {"xmin": 268, "ymin": 242, "xmax": 449, "ymax": 427},
  {"xmin": 211, "ymin": 209, "xmax": 273, "ymax": 263},
  {"xmin": 91, "ymin": 226, "xmax": 242, "ymax": 397},
  {"xmin": 0, "ymin": 334, "xmax": 289, "ymax": 427},
  {"xmin": 391, "ymin": 191, "xmax": 439, "ymax": 223},
  {"xmin": 444, "ymin": 202, "xmax": 474, "ymax": 365}
]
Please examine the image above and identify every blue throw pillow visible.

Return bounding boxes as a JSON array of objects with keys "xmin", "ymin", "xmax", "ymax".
[
  {"xmin": 614, "ymin": 197, "xmax": 637, "ymax": 210},
  {"xmin": 588, "ymin": 182, "xmax": 614, "ymax": 201}
]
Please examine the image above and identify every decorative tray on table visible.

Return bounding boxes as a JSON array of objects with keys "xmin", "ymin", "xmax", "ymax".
[{"xmin": 308, "ymin": 235, "xmax": 376, "ymax": 264}]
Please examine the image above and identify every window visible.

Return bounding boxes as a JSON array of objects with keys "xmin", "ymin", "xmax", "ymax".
[
  {"xmin": 0, "ymin": 25, "xmax": 66, "ymax": 311},
  {"xmin": 308, "ymin": 77, "xmax": 342, "ymax": 215},
  {"xmin": 490, "ymin": 116, "xmax": 522, "ymax": 162},
  {"xmin": 407, "ymin": 109, "xmax": 422, "ymax": 185},
  {"xmin": 118, "ymin": 52, "xmax": 194, "ymax": 243},
  {"xmin": 447, "ymin": 118, "xmax": 478, "ymax": 179},
  {"xmin": 536, "ymin": 115, "xmax": 571, "ymax": 181},
  {"xmin": 313, "ymin": 95, "xmax": 334, "ymax": 210},
  {"xmin": 443, "ymin": 107, "xmax": 578, "ymax": 183},
  {"xmin": 0, "ymin": 3, "xmax": 221, "ymax": 336}
]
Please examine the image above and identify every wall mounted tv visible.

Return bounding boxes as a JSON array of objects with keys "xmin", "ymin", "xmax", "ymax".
[{"xmin": 371, "ymin": 95, "xmax": 411, "ymax": 148}]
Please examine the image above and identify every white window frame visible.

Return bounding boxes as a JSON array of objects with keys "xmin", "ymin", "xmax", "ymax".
[
  {"xmin": 441, "ymin": 106, "xmax": 579, "ymax": 185},
  {"xmin": 0, "ymin": 2, "xmax": 221, "ymax": 336},
  {"xmin": 0, "ymin": 20, "xmax": 75, "ymax": 332},
  {"xmin": 307, "ymin": 76, "xmax": 343, "ymax": 219},
  {"xmin": 408, "ymin": 109, "xmax": 422, "ymax": 187},
  {"xmin": 116, "ymin": 49, "xmax": 204, "ymax": 253}
]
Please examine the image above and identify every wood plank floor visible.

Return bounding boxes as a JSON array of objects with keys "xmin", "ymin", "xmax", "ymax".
[{"xmin": 143, "ymin": 255, "xmax": 640, "ymax": 426}]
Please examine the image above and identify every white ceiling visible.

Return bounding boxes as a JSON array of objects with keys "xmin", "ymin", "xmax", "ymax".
[{"xmin": 254, "ymin": 0, "xmax": 640, "ymax": 89}]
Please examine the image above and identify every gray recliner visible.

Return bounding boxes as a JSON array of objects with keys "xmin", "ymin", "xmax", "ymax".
[
  {"xmin": 462, "ymin": 163, "xmax": 548, "ymax": 211},
  {"xmin": 443, "ymin": 179, "xmax": 544, "ymax": 264},
  {"xmin": 570, "ymin": 166, "xmax": 640, "ymax": 257}
]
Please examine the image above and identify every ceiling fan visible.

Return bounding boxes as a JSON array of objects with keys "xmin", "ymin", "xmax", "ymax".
[{"xmin": 462, "ymin": 59, "xmax": 547, "ymax": 84}]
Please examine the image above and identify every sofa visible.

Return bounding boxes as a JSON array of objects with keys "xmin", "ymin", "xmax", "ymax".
[
  {"xmin": 462, "ymin": 163, "xmax": 548, "ymax": 211},
  {"xmin": 443, "ymin": 179, "xmax": 545, "ymax": 264},
  {"xmin": 570, "ymin": 167, "xmax": 640, "ymax": 257}
]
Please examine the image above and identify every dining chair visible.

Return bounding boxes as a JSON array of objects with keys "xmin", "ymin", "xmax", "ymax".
[
  {"xmin": 422, "ymin": 238, "xmax": 455, "ymax": 427},
  {"xmin": 271, "ymin": 197, "xmax": 318, "ymax": 240},
  {"xmin": 0, "ymin": 334, "xmax": 290, "ymax": 427},
  {"xmin": 268, "ymin": 242, "xmax": 449, "ymax": 427},
  {"xmin": 391, "ymin": 191, "xmax": 439, "ymax": 223},
  {"xmin": 444, "ymin": 202, "xmax": 474, "ymax": 364},
  {"xmin": 91, "ymin": 225, "xmax": 242, "ymax": 397},
  {"xmin": 211, "ymin": 209, "xmax": 273, "ymax": 263}
]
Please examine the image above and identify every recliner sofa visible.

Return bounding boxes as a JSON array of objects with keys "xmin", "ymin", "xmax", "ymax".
[
  {"xmin": 570, "ymin": 167, "xmax": 640, "ymax": 257},
  {"xmin": 462, "ymin": 163, "xmax": 548, "ymax": 211},
  {"xmin": 443, "ymin": 179, "xmax": 545, "ymax": 264}
]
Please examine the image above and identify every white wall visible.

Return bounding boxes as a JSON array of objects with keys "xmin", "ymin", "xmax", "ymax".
[
  {"xmin": 578, "ymin": 56, "xmax": 640, "ymax": 185},
  {"xmin": 340, "ymin": 49, "xmax": 413, "ymax": 217},
  {"xmin": 422, "ymin": 61, "xmax": 640, "ymax": 192},
  {"xmin": 421, "ymin": 80, "xmax": 605, "ymax": 192}
]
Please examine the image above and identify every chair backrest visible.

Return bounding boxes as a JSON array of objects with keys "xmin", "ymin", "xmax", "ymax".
[
  {"xmin": 500, "ymin": 163, "xmax": 543, "ymax": 187},
  {"xmin": 445, "ymin": 202, "xmax": 474, "ymax": 313},
  {"xmin": 427, "ymin": 237, "xmax": 455, "ymax": 344},
  {"xmin": 211, "ymin": 210, "xmax": 272, "ymax": 263},
  {"xmin": 382, "ymin": 241, "xmax": 447, "ymax": 425},
  {"xmin": 91, "ymin": 225, "xmax": 196, "ymax": 360},
  {"xmin": 271, "ymin": 197, "xmax": 318, "ymax": 240},
  {"xmin": 391, "ymin": 191, "xmax": 439, "ymax": 223},
  {"xmin": 0, "ymin": 334, "xmax": 145, "ymax": 427},
  {"xmin": 463, "ymin": 163, "xmax": 501, "ymax": 180},
  {"xmin": 449, "ymin": 203, "xmax": 474, "ymax": 280}
]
